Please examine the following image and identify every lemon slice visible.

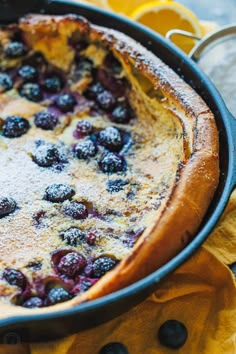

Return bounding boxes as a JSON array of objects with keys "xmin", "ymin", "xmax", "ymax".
[
  {"xmin": 131, "ymin": 1, "xmax": 202, "ymax": 53},
  {"xmin": 103, "ymin": 0, "xmax": 172, "ymax": 15},
  {"xmin": 82, "ymin": 0, "xmax": 173, "ymax": 13}
]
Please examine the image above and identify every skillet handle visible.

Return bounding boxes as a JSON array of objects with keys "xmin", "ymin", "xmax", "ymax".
[{"xmin": 166, "ymin": 29, "xmax": 202, "ymax": 42}]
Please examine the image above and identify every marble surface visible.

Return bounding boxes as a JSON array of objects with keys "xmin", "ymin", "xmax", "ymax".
[{"xmin": 179, "ymin": 0, "xmax": 236, "ymax": 25}]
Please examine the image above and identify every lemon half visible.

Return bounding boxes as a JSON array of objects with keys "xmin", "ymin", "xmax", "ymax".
[
  {"xmin": 131, "ymin": 1, "xmax": 202, "ymax": 53},
  {"xmin": 104, "ymin": 0, "xmax": 172, "ymax": 15}
]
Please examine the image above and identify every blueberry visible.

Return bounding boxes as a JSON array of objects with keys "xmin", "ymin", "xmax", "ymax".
[
  {"xmin": 47, "ymin": 287, "xmax": 72, "ymax": 305},
  {"xmin": 18, "ymin": 65, "xmax": 38, "ymax": 82},
  {"xmin": 69, "ymin": 36, "xmax": 88, "ymax": 52},
  {"xmin": 96, "ymin": 90, "xmax": 116, "ymax": 111},
  {"xmin": 80, "ymin": 278, "xmax": 94, "ymax": 292},
  {"xmin": 158, "ymin": 320, "xmax": 188, "ymax": 349},
  {"xmin": 0, "ymin": 197, "xmax": 16, "ymax": 218},
  {"xmin": 0, "ymin": 73, "xmax": 13, "ymax": 93},
  {"xmin": 60, "ymin": 227, "xmax": 86, "ymax": 246},
  {"xmin": 63, "ymin": 201, "xmax": 88, "ymax": 220},
  {"xmin": 57, "ymin": 252, "xmax": 86, "ymax": 277},
  {"xmin": 72, "ymin": 57, "xmax": 94, "ymax": 82},
  {"xmin": 104, "ymin": 52, "xmax": 122, "ymax": 75},
  {"xmin": 34, "ymin": 111, "xmax": 58, "ymax": 130},
  {"xmin": 76, "ymin": 120, "xmax": 92, "ymax": 135},
  {"xmin": 3, "ymin": 269, "xmax": 26, "ymax": 288},
  {"xmin": 75, "ymin": 140, "xmax": 97, "ymax": 160},
  {"xmin": 22, "ymin": 297, "xmax": 44, "ymax": 308},
  {"xmin": 99, "ymin": 343, "xmax": 129, "ymax": 354},
  {"xmin": 56, "ymin": 94, "xmax": 76, "ymax": 113},
  {"xmin": 86, "ymin": 232, "xmax": 96, "ymax": 246},
  {"xmin": 24, "ymin": 52, "xmax": 46, "ymax": 68},
  {"xmin": 44, "ymin": 184, "xmax": 75, "ymax": 203},
  {"xmin": 106, "ymin": 179, "xmax": 128, "ymax": 193},
  {"xmin": 33, "ymin": 144, "xmax": 60, "ymax": 167},
  {"xmin": 20, "ymin": 83, "xmax": 43, "ymax": 102},
  {"xmin": 84, "ymin": 82, "xmax": 104, "ymax": 100},
  {"xmin": 5, "ymin": 41, "xmax": 26, "ymax": 58},
  {"xmin": 97, "ymin": 68, "xmax": 127, "ymax": 97},
  {"xmin": 98, "ymin": 127, "xmax": 123, "ymax": 152},
  {"xmin": 26, "ymin": 261, "xmax": 42, "ymax": 271},
  {"xmin": 76, "ymin": 56, "xmax": 93, "ymax": 74},
  {"xmin": 3, "ymin": 116, "xmax": 30, "ymax": 138},
  {"xmin": 99, "ymin": 153, "xmax": 126, "ymax": 173},
  {"xmin": 43, "ymin": 75, "xmax": 63, "ymax": 93},
  {"xmin": 93, "ymin": 256, "xmax": 117, "ymax": 278},
  {"xmin": 111, "ymin": 105, "xmax": 132, "ymax": 124}
]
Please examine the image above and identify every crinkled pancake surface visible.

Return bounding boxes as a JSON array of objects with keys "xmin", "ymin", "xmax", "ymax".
[{"xmin": 0, "ymin": 14, "xmax": 219, "ymax": 317}]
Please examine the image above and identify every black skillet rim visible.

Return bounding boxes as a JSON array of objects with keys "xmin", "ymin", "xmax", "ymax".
[{"xmin": 0, "ymin": 0, "xmax": 235, "ymax": 330}]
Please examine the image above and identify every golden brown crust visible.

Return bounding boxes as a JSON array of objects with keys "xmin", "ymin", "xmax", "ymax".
[{"xmin": 0, "ymin": 14, "xmax": 219, "ymax": 317}]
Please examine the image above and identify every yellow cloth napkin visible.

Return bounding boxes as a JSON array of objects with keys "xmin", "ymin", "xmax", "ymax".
[{"xmin": 1, "ymin": 190, "xmax": 236, "ymax": 354}]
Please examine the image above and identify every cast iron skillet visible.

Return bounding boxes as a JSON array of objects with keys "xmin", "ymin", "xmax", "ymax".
[{"xmin": 0, "ymin": 0, "xmax": 236, "ymax": 343}]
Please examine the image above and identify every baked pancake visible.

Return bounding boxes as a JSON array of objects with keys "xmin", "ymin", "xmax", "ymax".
[{"xmin": 0, "ymin": 14, "xmax": 219, "ymax": 317}]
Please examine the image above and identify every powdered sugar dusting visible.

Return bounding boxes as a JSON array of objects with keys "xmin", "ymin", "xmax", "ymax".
[{"xmin": 0, "ymin": 15, "xmax": 187, "ymax": 309}]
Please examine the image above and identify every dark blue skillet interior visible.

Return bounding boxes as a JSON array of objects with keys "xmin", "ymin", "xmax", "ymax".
[{"xmin": 0, "ymin": 0, "xmax": 236, "ymax": 342}]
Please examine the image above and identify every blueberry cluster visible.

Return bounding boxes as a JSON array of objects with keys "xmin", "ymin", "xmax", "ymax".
[
  {"xmin": 2, "ymin": 40, "xmax": 79, "ymax": 116},
  {"xmin": 52, "ymin": 251, "xmax": 118, "ymax": 282},
  {"xmin": 84, "ymin": 52, "xmax": 135, "ymax": 124},
  {"xmin": 15, "ymin": 50, "xmax": 65, "ymax": 103},
  {"xmin": 73, "ymin": 122, "xmax": 129, "ymax": 173},
  {"xmin": 0, "ymin": 42, "xmax": 77, "ymax": 138},
  {"xmin": 2, "ymin": 267, "xmax": 72, "ymax": 308},
  {"xmin": 18, "ymin": 72, "xmax": 67, "ymax": 104},
  {"xmin": 85, "ymin": 79, "xmax": 133, "ymax": 124},
  {"xmin": 71, "ymin": 52, "xmax": 136, "ymax": 173},
  {"xmin": 43, "ymin": 183, "xmax": 89, "ymax": 220},
  {"xmin": 0, "ymin": 41, "xmax": 136, "ymax": 309},
  {"xmin": 0, "ymin": 251, "xmax": 117, "ymax": 308}
]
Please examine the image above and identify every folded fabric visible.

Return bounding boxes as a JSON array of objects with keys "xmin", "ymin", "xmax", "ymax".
[{"xmin": 1, "ymin": 189, "xmax": 236, "ymax": 354}]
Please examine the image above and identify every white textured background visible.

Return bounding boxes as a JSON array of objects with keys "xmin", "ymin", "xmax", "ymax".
[{"xmin": 179, "ymin": 0, "xmax": 236, "ymax": 24}]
